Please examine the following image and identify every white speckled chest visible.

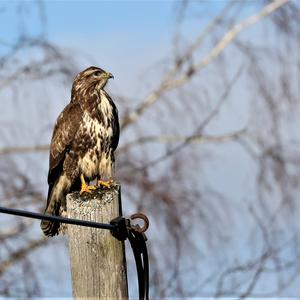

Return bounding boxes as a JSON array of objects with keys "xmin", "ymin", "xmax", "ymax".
[{"xmin": 79, "ymin": 91, "xmax": 114, "ymax": 180}]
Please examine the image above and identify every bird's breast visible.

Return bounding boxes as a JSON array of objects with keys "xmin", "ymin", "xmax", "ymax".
[{"xmin": 78, "ymin": 111, "xmax": 114, "ymax": 179}]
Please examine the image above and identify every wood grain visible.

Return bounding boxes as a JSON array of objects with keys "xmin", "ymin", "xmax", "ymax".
[{"xmin": 67, "ymin": 184, "xmax": 128, "ymax": 299}]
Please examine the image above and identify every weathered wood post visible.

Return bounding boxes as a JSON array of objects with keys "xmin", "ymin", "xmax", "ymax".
[{"xmin": 67, "ymin": 184, "xmax": 128, "ymax": 299}]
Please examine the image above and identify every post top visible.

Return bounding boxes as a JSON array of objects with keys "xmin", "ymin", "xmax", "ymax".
[{"xmin": 66, "ymin": 182, "xmax": 121, "ymax": 209}]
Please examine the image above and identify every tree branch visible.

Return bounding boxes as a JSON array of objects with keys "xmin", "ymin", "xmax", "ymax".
[
  {"xmin": 0, "ymin": 145, "xmax": 49, "ymax": 155},
  {"xmin": 0, "ymin": 238, "xmax": 47, "ymax": 276},
  {"xmin": 121, "ymin": 0, "xmax": 290, "ymax": 130},
  {"xmin": 119, "ymin": 129, "xmax": 246, "ymax": 152}
]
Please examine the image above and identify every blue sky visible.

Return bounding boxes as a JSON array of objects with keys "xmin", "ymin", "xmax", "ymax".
[
  {"xmin": 46, "ymin": 0, "xmax": 179, "ymax": 96},
  {"xmin": 1, "ymin": 0, "xmax": 220, "ymax": 96},
  {"xmin": 46, "ymin": 1, "xmax": 175, "ymax": 35},
  {"xmin": 1, "ymin": 0, "xmax": 246, "ymax": 105}
]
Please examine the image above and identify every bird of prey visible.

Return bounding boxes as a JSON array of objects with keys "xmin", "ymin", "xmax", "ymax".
[{"xmin": 41, "ymin": 66, "xmax": 119, "ymax": 237}]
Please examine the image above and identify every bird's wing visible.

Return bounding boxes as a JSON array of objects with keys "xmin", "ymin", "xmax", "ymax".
[
  {"xmin": 48, "ymin": 101, "xmax": 83, "ymax": 186},
  {"xmin": 105, "ymin": 93, "xmax": 119, "ymax": 151},
  {"xmin": 111, "ymin": 104, "xmax": 120, "ymax": 151}
]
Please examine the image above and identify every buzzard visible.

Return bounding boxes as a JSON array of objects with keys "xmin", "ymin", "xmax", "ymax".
[{"xmin": 41, "ymin": 66, "xmax": 119, "ymax": 237}]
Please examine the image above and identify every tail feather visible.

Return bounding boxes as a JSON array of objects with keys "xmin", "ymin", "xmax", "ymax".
[{"xmin": 41, "ymin": 184, "xmax": 61, "ymax": 237}]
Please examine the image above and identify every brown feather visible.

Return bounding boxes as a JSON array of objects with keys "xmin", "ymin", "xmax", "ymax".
[{"xmin": 48, "ymin": 102, "xmax": 83, "ymax": 186}]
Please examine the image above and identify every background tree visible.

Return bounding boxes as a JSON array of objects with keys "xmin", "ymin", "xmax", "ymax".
[{"xmin": 0, "ymin": 0, "xmax": 300, "ymax": 298}]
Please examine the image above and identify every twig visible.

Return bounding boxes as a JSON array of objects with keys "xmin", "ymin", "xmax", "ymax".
[
  {"xmin": 0, "ymin": 238, "xmax": 47, "ymax": 275},
  {"xmin": 119, "ymin": 129, "xmax": 246, "ymax": 152},
  {"xmin": 0, "ymin": 145, "xmax": 49, "ymax": 155},
  {"xmin": 132, "ymin": 65, "xmax": 244, "ymax": 171},
  {"xmin": 121, "ymin": 0, "xmax": 289, "ymax": 130}
]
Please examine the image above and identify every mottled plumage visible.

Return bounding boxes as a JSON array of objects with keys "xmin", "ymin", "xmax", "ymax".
[{"xmin": 41, "ymin": 66, "xmax": 119, "ymax": 236}]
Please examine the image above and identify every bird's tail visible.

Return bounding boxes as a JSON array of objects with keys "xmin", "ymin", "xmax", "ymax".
[{"xmin": 40, "ymin": 183, "xmax": 61, "ymax": 237}]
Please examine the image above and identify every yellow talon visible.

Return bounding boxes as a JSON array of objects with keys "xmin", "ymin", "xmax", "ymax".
[
  {"xmin": 80, "ymin": 174, "xmax": 97, "ymax": 194},
  {"xmin": 97, "ymin": 179, "xmax": 114, "ymax": 189}
]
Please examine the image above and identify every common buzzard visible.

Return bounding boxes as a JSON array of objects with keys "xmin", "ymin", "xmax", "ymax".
[{"xmin": 41, "ymin": 66, "xmax": 119, "ymax": 236}]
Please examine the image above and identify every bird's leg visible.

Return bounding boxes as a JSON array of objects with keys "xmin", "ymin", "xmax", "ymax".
[
  {"xmin": 80, "ymin": 174, "xmax": 97, "ymax": 194},
  {"xmin": 97, "ymin": 179, "xmax": 114, "ymax": 189}
]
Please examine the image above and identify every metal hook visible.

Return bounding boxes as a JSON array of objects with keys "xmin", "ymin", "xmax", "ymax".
[{"xmin": 129, "ymin": 213, "xmax": 149, "ymax": 233}]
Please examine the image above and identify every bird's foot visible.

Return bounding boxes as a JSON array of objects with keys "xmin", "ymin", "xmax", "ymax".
[
  {"xmin": 80, "ymin": 183, "xmax": 97, "ymax": 194},
  {"xmin": 97, "ymin": 179, "xmax": 114, "ymax": 189},
  {"xmin": 80, "ymin": 174, "xmax": 97, "ymax": 195}
]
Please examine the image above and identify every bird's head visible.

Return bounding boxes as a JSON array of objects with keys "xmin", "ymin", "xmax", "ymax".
[{"xmin": 71, "ymin": 66, "xmax": 114, "ymax": 98}]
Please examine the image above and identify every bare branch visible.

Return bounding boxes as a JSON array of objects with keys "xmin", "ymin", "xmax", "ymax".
[
  {"xmin": 0, "ymin": 145, "xmax": 49, "ymax": 155},
  {"xmin": 119, "ymin": 129, "xmax": 246, "ymax": 152},
  {"xmin": 131, "ymin": 65, "xmax": 243, "ymax": 171},
  {"xmin": 0, "ymin": 238, "xmax": 48, "ymax": 276},
  {"xmin": 190, "ymin": 0, "xmax": 290, "ymax": 78},
  {"xmin": 0, "ymin": 222, "xmax": 30, "ymax": 242},
  {"xmin": 121, "ymin": 0, "xmax": 290, "ymax": 130},
  {"xmin": 175, "ymin": 1, "xmax": 235, "ymax": 65}
]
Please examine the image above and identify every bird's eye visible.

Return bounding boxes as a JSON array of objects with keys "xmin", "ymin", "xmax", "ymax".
[{"xmin": 94, "ymin": 71, "xmax": 102, "ymax": 76}]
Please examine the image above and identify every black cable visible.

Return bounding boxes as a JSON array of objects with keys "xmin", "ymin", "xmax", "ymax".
[
  {"xmin": 0, "ymin": 206, "xmax": 150, "ymax": 300},
  {"xmin": 0, "ymin": 206, "xmax": 115, "ymax": 230},
  {"xmin": 141, "ymin": 234, "xmax": 149, "ymax": 300},
  {"xmin": 128, "ymin": 231, "xmax": 144, "ymax": 299},
  {"xmin": 128, "ymin": 230, "xmax": 149, "ymax": 300}
]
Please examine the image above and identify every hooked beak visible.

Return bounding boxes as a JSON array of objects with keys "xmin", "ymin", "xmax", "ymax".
[{"xmin": 106, "ymin": 72, "xmax": 114, "ymax": 79}]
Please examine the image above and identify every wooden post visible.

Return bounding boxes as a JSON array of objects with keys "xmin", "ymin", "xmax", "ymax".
[{"xmin": 66, "ymin": 184, "xmax": 128, "ymax": 299}]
